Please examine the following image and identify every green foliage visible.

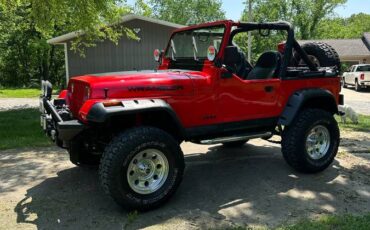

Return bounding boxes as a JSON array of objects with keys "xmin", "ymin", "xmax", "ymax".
[
  {"xmin": 239, "ymin": 0, "xmax": 346, "ymax": 62},
  {"xmin": 0, "ymin": 0, "xmax": 131, "ymax": 44},
  {"xmin": 0, "ymin": 88, "xmax": 40, "ymax": 98},
  {"xmin": 144, "ymin": 0, "xmax": 226, "ymax": 25},
  {"xmin": 0, "ymin": 4, "xmax": 65, "ymax": 88},
  {"xmin": 0, "ymin": 1, "xmax": 134, "ymax": 88},
  {"xmin": 0, "ymin": 108, "xmax": 52, "ymax": 150},
  {"xmin": 134, "ymin": 0, "xmax": 153, "ymax": 17},
  {"xmin": 316, "ymin": 13, "xmax": 370, "ymax": 39},
  {"xmin": 242, "ymin": 0, "xmax": 346, "ymax": 39}
]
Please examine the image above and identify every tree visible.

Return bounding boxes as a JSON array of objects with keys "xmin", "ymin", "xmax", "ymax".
[
  {"xmin": 0, "ymin": 0, "xmax": 132, "ymax": 42},
  {"xmin": 242, "ymin": 0, "xmax": 347, "ymax": 39},
  {"xmin": 236, "ymin": 0, "xmax": 346, "ymax": 63},
  {"xmin": 145, "ymin": 0, "xmax": 226, "ymax": 25},
  {"xmin": 0, "ymin": 0, "xmax": 136, "ymax": 88},
  {"xmin": 316, "ymin": 13, "xmax": 370, "ymax": 39},
  {"xmin": 0, "ymin": 4, "xmax": 65, "ymax": 88}
]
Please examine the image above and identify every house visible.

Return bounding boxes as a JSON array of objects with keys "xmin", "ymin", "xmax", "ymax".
[
  {"xmin": 48, "ymin": 14, "xmax": 184, "ymax": 82},
  {"xmin": 301, "ymin": 32, "xmax": 370, "ymax": 68}
]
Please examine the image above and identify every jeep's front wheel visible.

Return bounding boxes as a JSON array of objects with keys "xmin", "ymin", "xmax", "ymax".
[
  {"xmin": 281, "ymin": 109, "xmax": 340, "ymax": 173},
  {"xmin": 99, "ymin": 127, "xmax": 184, "ymax": 211}
]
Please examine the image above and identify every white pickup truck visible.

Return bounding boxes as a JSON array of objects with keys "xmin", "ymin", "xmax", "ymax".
[{"xmin": 342, "ymin": 64, "xmax": 370, "ymax": 91}]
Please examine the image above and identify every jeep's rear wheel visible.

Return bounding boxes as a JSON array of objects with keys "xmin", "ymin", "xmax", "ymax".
[
  {"xmin": 222, "ymin": 140, "xmax": 248, "ymax": 147},
  {"xmin": 281, "ymin": 109, "xmax": 340, "ymax": 173},
  {"xmin": 99, "ymin": 127, "xmax": 184, "ymax": 211}
]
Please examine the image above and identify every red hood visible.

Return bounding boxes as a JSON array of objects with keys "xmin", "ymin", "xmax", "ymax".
[
  {"xmin": 77, "ymin": 71, "xmax": 195, "ymax": 97},
  {"xmin": 67, "ymin": 70, "xmax": 207, "ymax": 116}
]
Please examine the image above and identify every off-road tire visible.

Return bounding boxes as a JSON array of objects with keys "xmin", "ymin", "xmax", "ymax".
[
  {"xmin": 99, "ymin": 127, "xmax": 184, "ymax": 211},
  {"xmin": 281, "ymin": 109, "xmax": 340, "ymax": 173},
  {"xmin": 69, "ymin": 140, "xmax": 101, "ymax": 168},
  {"xmin": 222, "ymin": 140, "xmax": 248, "ymax": 147},
  {"xmin": 294, "ymin": 42, "xmax": 341, "ymax": 71},
  {"xmin": 355, "ymin": 80, "xmax": 361, "ymax": 92}
]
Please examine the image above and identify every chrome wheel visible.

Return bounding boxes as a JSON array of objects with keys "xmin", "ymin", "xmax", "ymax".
[
  {"xmin": 127, "ymin": 149, "xmax": 169, "ymax": 195},
  {"xmin": 305, "ymin": 125, "xmax": 331, "ymax": 160}
]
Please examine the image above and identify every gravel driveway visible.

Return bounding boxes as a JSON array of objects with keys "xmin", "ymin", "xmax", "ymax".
[
  {"xmin": 0, "ymin": 98, "xmax": 39, "ymax": 111},
  {"xmin": 1, "ymin": 134, "xmax": 369, "ymax": 230}
]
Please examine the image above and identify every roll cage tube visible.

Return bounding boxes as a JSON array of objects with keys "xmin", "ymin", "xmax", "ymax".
[{"xmin": 229, "ymin": 21, "xmax": 318, "ymax": 78}]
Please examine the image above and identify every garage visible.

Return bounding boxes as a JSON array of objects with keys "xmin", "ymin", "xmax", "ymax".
[{"xmin": 48, "ymin": 14, "xmax": 183, "ymax": 81}]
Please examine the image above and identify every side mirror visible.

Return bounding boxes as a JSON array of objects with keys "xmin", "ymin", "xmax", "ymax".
[
  {"xmin": 223, "ymin": 46, "xmax": 241, "ymax": 66},
  {"xmin": 154, "ymin": 49, "xmax": 163, "ymax": 62}
]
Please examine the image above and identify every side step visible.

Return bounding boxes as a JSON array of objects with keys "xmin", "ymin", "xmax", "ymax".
[{"xmin": 199, "ymin": 132, "xmax": 272, "ymax": 145}]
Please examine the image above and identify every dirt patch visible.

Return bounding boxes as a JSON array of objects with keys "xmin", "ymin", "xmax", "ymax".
[
  {"xmin": 0, "ymin": 137, "xmax": 369, "ymax": 229},
  {"xmin": 339, "ymin": 129, "xmax": 370, "ymax": 154}
]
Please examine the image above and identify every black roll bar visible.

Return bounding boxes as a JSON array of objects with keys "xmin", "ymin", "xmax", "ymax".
[{"xmin": 229, "ymin": 21, "xmax": 318, "ymax": 78}]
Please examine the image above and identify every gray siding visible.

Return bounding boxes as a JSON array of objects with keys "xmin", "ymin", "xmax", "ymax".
[{"xmin": 67, "ymin": 19, "xmax": 174, "ymax": 77}]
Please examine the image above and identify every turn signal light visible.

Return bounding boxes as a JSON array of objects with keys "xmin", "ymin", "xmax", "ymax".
[{"xmin": 103, "ymin": 100, "xmax": 122, "ymax": 107}]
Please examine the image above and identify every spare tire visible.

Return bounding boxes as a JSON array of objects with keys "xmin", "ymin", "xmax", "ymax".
[{"xmin": 294, "ymin": 42, "xmax": 341, "ymax": 71}]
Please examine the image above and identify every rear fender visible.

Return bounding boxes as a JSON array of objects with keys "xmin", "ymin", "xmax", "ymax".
[{"xmin": 278, "ymin": 89, "xmax": 338, "ymax": 126}]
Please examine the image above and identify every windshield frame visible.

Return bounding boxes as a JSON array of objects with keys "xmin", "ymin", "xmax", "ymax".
[{"xmin": 164, "ymin": 23, "xmax": 228, "ymax": 62}]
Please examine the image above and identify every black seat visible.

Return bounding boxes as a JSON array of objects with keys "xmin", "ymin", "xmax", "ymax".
[
  {"xmin": 224, "ymin": 46, "xmax": 253, "ymax": 78},
  {"xmin": 246, "ymin": 51, "xmax": 281, "ymax": 80}
]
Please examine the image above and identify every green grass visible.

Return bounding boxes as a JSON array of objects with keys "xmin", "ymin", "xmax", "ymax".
[
  {"xmin": 277, "ymin": 214, "xmax": 370, "ymax": 230},
  {"xmin": 336, "ymin": 114, "xmax": 370, "ymax": 132},
  {"xmin": 0, "ymin": 88, "xmax": 40, "ymax": 98},
  {"xmin": 0, "ymin": 108, "xmax": 52, "ymax": 150}
]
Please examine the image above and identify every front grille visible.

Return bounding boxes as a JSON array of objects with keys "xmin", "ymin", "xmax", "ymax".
[{"xmin": 68, "ymin": 80, "xmax": 89, "ymax": 117}]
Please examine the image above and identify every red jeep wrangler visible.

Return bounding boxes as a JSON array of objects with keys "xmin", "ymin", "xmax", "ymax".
[{"xmin": 40, "ymin": 20, "xmax": 343, "ymax": 211}]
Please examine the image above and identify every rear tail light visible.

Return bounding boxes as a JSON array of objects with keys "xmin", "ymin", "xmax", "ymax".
[{"xmin": 360, "ymin": 73, "xmax": 365, "ymax": 80}]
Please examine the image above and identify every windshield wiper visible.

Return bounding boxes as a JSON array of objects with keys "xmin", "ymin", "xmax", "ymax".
[
  {"xmin": 170, "ymin": 39, "xmax": 177, "ymax": 61},
  {"xmin": 192, "ymin": 35, "xmax": 199, "ymax": 61}
]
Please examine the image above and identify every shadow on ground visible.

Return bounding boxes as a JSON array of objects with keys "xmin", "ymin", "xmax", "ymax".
[
  {"xmin": 0, "ymin": 147, "xmax": 66, "ymax": 194},
  {"xmin": 7, "ymin": 140, "xmax": 369, "ymax": 229}
]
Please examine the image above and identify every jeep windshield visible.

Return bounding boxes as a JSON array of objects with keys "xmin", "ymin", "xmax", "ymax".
[{"xmin": 165, "ymin": 26, "xmax": 225, "ymax": 60}]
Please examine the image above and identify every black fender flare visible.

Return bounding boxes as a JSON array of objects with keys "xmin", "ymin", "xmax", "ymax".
[
  {"xmin": 278, "ymin": 89, "xmax": 338, "ymax": 126},
  {"xmin": 86, "ymin": 99, "xmax": 186, "ymax": 137}
]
